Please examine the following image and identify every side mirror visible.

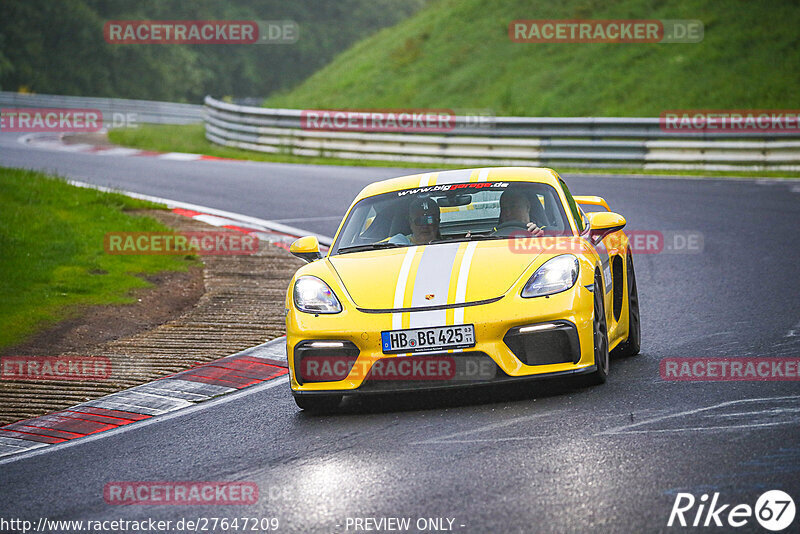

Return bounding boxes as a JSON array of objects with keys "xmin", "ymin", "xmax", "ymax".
[
  {"xmin": 586, "ymin": 212, "xmax": 626, "ymax": 244},
  {"xmin": 290, "ymin": 236, "xmax": 322, "ymax": 263}
]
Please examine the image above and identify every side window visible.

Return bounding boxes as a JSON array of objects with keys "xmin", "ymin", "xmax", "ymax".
[{"xmin": 558, "ymin": 179, "xmax": 585, "ymax": 232}]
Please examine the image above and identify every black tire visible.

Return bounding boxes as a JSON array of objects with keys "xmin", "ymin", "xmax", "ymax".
[
  {"xmin": 612, "ymin": 252, "xmax": 641, "ymax": 358},
  {"xmin": 586, "ymin": 272, "xmax": 610, "ymax": 385},
  {"xmin": 293, "ymin": 394, "xmax": 342, "ymax": 413}
]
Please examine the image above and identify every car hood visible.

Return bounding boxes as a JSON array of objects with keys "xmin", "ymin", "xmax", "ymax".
[{"xmin": 328, "ymin": 239, "xmax": 568, "ymax": 310}]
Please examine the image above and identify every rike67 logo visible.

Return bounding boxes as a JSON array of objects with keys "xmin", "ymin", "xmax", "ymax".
[{"xmin": 668, "ymin": 490, "xmax": 795, "ymax": 531}]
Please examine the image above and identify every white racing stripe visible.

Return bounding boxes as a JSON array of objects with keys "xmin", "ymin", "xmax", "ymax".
[
  {"xmin": 434, "ymin": 169, "xmax": 474, "ymax": 185},
  {"xmin": 408, "ymin": 243, "xmax": 461, "ymax": 328},
  {"xmin": 392, "ymin": 247, "xmax": 417, "ymax": 329},
  {"xmin": 452, "ymin": 241, "xmax": 479, "ymax": 353},
  {"xmin": 419, "ymin": 173, "xmax": 435, "ymax": 187},
  {"xmin": 392, "ymin": 170, "xmax": 487, "ymax": 332},
  {"xmin": 453, "ymin": 241, "xmax": 478, "ymax": 325}
]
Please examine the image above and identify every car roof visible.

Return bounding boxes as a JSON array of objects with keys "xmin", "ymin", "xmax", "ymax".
[{"xmin": 355, "ymin": 167, "xmax": 562, "ymax": 201}]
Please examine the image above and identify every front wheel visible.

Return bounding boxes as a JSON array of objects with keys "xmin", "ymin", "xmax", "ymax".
[
  {"xmin": 586, "ymin": 273, "xmax": 610, "ymax": 385},
  {"xmin": 293, "ymin": 394, "xmax": 342, "ymax": 413}
]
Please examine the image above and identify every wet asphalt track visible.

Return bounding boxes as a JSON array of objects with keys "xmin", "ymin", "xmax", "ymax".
[{"xmin": 1, "ymin": 132, "xmax": 799, "ymax": 533}]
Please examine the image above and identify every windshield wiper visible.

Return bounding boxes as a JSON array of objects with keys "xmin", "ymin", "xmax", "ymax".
[
  {"xmin": 337, "ymin": 242, "xmax": 405, "ymax": 254},
  {"xmin": 430, "ymin": 234, "xmax": 503, "ymax": 244}
]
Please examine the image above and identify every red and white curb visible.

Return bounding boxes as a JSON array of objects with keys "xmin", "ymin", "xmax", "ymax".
[
  {"xmin": 0, "ymin": 185, "xmax": 332, "ymax": 462},
  {"xmin": 19, "ymin": 132, "xmax": 239, "ymax": 163},
  {"xmin": 0, "ymin": 339, "xmax": 288, "ymax": 460},
  {"xmin": 169, "ymin": 206, "xmax": 317, "ymax": 251}
]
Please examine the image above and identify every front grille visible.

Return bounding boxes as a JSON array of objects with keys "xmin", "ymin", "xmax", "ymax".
[
  {"xmin": 293, "ymin": 340, "xmax": 359, "ymax": 385},
  {"xmin": 503, "ymin": 321, "xmax": 580, "ymax": 365},
  {"xmin": 358, "ymin": 352, "xmax": 506, "ymax": 391}
]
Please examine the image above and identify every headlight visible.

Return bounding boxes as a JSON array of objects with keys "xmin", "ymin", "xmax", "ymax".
[
  {"xmin": 521, "ymin": 254, "xmax": 580, "ymax": 298},
  {"xmin": 293, "ymin": 276, "xmax": 342, "ymax": 314}
]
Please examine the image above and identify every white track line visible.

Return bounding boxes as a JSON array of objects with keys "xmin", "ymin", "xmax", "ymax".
[
  {"xmin": 599, "ymin": 395, "xmax": 800, "ymax": 436},
  {"xmin": 410, "ymin": 396, "xmax": 800, "ymax": 445},
  {"xmin": 786, "ymin": 319, "xmax": 800, "ymax": 338},
  {"xmin": 411, "ymin": 412, "xmax": 552, "ymax": 445}
]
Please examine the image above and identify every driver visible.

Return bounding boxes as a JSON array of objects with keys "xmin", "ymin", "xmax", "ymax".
[
  {"xmin": 388, "ymin": 197, "xmax": 442, "ymax": 245},
  {"xmin": 494, "ymin": 189, "xmax": 545, "ymax": 236}
]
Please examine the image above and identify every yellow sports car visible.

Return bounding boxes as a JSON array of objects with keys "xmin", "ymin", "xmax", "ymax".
[{"xmin": 286, "ymin": 167, "xmax": 640, "ymax": 411}]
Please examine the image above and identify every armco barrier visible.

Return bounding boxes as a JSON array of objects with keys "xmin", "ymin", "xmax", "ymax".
[
  {"xmin": 2, "ymin": 92, "xmax": 797, "ymax": 171},
  {"xmin": 0, "ymin": 91, "xmax": 203, "ymax": 125},
  {"xmin": 203, "ymin": 96, "xmax": 800, "ymax": 171}
]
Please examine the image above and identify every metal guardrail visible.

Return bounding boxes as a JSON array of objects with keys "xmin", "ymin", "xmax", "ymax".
[
  {"xmin": 204, "ymin": 96, "xmax": 800, "ymax": 171},
  {"xmin": 0, "ymin": 91, "xmax": 203, "ymax": 125},
  {"xmin": 3, "ymin": 92, "xmax": 795, "ymax": 171}
]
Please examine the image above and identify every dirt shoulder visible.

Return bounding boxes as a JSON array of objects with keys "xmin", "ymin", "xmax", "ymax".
[
  {"xmin": 0, "ymin": 210, "xmax": 302, "ymax": 425},
  {"xmin": 5, "ymin": 266, "xmax": 205, "ymax": 358}
]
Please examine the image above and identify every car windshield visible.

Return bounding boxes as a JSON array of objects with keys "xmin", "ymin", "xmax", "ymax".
[{"xmin": 331, "ymin": 182, "xmax": 572, "ymax": 255}]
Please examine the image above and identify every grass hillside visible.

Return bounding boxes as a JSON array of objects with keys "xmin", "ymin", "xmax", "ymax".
[
  {"xmin": 0, "ymin": 168, "xmax": 196, "ymax": 349},
  {"xmin": 265, "ymin": 0, "xmax": 800, "ymax": 116}
]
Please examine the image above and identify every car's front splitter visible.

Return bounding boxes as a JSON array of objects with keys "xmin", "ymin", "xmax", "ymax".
[{"xmin": 291, "ymin": 355, "xmax": 597, "ymax": 397}]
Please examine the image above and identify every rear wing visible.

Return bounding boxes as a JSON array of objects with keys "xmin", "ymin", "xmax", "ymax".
[{"xmin": 573, "ymin": 195, "xmax": 610, "ymax": 211}]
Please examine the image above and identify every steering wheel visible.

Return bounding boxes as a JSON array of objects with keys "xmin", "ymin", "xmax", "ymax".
[{"xmin": 492, "ymin": 221, "xmax": 530, "ymax": 237}]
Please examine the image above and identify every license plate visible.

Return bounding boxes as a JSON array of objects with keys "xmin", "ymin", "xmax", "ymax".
[{"xmin": 381, "ymin": 325, "xmax": 475, "ymax": 354}]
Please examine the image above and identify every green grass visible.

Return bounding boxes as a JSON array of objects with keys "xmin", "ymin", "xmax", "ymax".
[
  {"xmin": 112, "ymin": 1, "xmax": 800, "ymax": 177},
  {"xmin": 265, "ymin": 0, "xmax": 800, "ymax": 116},
  {"xmin": 0, "ymin": 167, "xmax": 198, "ymax": 350},
  {"xmin": 109, "ymin": 124, "xmax": 800, "ymax": 179}
]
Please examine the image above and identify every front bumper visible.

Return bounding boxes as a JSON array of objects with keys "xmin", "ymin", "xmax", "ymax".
[
  {"xmin": 293, "ymin": 355, "xmax": 597, "ymax": 397},
  {"xmin": 287, "ymin": 283, "xmax": 595, "ymax": 395}
]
